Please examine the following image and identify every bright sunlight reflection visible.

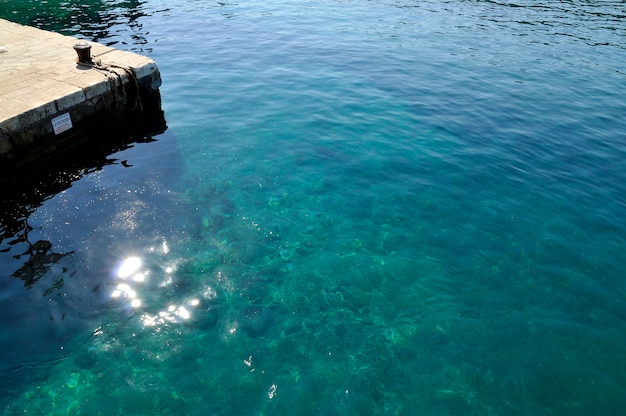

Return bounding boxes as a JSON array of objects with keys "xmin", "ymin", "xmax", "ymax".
[
  {"xmin": 112, "ymin": 257, "xmax": 146, "ymax": 310},
  {"xmin": 111, "ymin": 249, "xmax": 210, "ymax": 332},
  {"xmin": 141, "ymin": 300, "xmax": 197, "ymax": 328},
  {"xmin": 117, "ymin": 256, "xmax": 142, "ymax": 278}
]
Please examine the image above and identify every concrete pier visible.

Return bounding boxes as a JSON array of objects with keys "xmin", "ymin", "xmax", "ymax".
[{"xmin": 0, "ymin": 18, "xmax": 165, "ymax": 168}]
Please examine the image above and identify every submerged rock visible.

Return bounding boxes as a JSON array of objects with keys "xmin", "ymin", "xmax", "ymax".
[
  {"xmin": 189, "ymin": 286, "xmax": 226, "ymax": 329},
  {"xmin": 239, "ymin": 305, "xmax": 273, "ymax": 336},
  {"xmin": 191, "ymin": 302, "xmax": 223, "ymax": 329}
]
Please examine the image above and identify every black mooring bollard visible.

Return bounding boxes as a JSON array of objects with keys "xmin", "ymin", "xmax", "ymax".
[{"xmin": 73, "ymin": 41, "xmax": 93, "ymax": 64}]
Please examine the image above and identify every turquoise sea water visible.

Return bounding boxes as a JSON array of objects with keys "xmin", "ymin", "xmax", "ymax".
[{"xmin": 1, "ymin": 0, "xmax": 626, "ymax": 414}]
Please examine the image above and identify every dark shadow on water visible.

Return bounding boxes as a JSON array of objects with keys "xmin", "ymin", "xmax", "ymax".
[
  {"xmin": 0, "ymin": 117, "xmax": 167, "ymax": 284},
  {"xmin": 10, "ymin": 221, "xmax": 74, "ymax": 290}
]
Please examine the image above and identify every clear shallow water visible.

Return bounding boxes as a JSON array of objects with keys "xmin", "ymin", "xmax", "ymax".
[{"xmin": 1, "ymin": 0, "xmax": 626, "ymax": 414}]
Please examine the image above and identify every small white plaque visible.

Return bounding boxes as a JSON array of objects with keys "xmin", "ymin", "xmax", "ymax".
[{"xmin": 52, "ymin": 112, "xmax": 73, "ymax": 135}]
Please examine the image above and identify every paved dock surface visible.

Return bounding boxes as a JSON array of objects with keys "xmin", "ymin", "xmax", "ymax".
[{"xmin": 0, "ymin": 18, "xmax": 162, "ymax": 164}]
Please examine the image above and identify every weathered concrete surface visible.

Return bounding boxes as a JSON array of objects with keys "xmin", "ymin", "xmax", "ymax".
[{"xmin": 0, "ymin": 18, "xmax": 164, "ymax": 167}]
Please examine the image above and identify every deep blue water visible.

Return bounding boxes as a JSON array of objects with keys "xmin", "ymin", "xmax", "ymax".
[{"xmin": 1, "ymin": 0, "xmax": 626, "ymax": 414}]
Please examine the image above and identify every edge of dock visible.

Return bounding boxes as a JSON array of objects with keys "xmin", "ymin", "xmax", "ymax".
[{"xmin": 0, "ymin": 18, "xmax": 166, "ymax": 169}]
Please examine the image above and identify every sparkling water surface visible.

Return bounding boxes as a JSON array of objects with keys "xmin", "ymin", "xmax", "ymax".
[{"xmin": 1, "ymin": 0, "xmax": 626, "ymax": 414}]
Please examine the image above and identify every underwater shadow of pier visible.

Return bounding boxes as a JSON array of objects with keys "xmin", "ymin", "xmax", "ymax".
[{"xmin": 0, "ymin": 118, "xmax": 167, "ymax": 272}]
